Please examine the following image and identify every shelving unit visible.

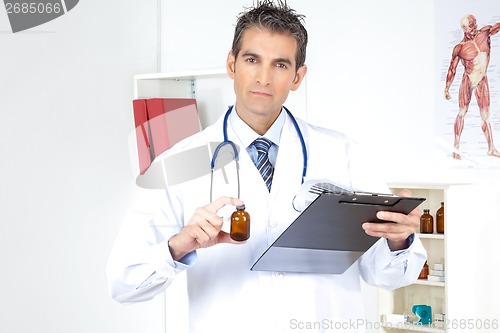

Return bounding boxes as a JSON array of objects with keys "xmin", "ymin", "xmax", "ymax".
[
  {"xmin": 378, "ymin": 181, "xmax": 500, "ymax": 333},
  {"xmin": 379, "ymin": 184, "xmax": 448, "ymax": 333}
]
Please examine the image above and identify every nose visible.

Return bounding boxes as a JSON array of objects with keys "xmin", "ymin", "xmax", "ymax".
[{"xmin": 256, "ymin": 66, "xmax": 271, "ymax": 86}]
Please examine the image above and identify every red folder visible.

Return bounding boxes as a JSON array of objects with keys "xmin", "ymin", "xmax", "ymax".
[
  {"xmin": 132, "ymin": 98, "xmax": 200, "ymax": 174},
  {"xmin": 132, "ymin": 99, "xmax": 152, "ymax": 175}
]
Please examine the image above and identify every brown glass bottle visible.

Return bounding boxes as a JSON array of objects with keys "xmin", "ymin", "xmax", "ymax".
[
  {"xmin": 418, "ymin": 261, "xmax": 429, "ymax": 279},
  {"xmin": 230, "ymin": 205, "xmax": 250, "ymax": 241},
  {"xmin": 436, "ymin": 202, "xmax": 445, "ymax": 234},
  {"xmin": 420, "ymin": 209, "xmax": 433, "ymax": 234}
]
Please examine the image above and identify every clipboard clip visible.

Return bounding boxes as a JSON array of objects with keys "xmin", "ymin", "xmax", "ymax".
[{"xmin": 339, "ymin": 192, "xmax": 401, "ymax": 207}]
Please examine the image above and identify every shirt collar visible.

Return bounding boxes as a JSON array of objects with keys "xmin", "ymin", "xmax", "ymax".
[{"xmin": 228, "ymin": 106, "xmax": 285, "ymax": 148}]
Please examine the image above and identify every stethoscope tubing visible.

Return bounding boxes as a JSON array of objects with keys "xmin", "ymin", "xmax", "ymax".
[{"xmin": 210, "ymin": 105, "xmax": 307, "ymax": 201}]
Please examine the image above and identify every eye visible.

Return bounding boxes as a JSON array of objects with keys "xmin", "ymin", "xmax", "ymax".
[
  {"xmin": 276, "ymin": 63, "xmax": 288, "ymax": 69},
  {"xmin": 246, "ymin": 58, "xmax": 257, "ymax": 63}
]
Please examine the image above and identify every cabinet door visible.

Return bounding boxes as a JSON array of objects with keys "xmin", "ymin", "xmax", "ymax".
[{"xmin": 446, "ymin": 184, "xmax": 500, "ymax": 332}]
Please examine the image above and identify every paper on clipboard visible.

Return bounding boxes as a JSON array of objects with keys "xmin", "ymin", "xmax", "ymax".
[{"xmin": 292, "ymin": 179, "xmax": 355, "ymax": 212}]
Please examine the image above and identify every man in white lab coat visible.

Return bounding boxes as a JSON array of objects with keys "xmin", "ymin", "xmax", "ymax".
[{"xmin": 106, "ymin": 1, "xmax": 427, "ymax": 332}]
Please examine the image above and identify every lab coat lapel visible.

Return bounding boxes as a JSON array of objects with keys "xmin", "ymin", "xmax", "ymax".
[{"xmin": 270, "ymin": 113, "xmax": 305, "ymax": 202}]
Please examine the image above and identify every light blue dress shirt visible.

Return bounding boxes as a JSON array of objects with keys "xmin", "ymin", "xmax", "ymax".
[{"xmin": 228, "ymin": 106, "xmax": 286, "ymax": 167}]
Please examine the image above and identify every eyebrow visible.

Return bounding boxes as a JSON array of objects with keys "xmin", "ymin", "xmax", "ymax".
[{"xmin": 241, "ymin": 52, "xmax": 293, "ymax": 66}]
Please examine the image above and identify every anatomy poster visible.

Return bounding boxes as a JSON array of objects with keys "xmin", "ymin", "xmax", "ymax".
[{"xmin": 436, "ymin": 0, "xmax": 500, "ymax": 168}]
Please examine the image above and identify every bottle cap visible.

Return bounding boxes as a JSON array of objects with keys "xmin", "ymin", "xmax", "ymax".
[{"xmin": 236, "ymin": 205, "xmax": 245, "ymax": 210}]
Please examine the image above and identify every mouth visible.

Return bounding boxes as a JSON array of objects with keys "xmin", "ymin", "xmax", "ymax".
[{"xmin": 251, "ymin": 90, "xmax": 272, "ymax": 97}]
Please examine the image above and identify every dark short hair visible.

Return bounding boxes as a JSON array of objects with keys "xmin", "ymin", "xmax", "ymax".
[{"xmin": 231, "ymin": 0, "xmax": 308, "ymax": 71}]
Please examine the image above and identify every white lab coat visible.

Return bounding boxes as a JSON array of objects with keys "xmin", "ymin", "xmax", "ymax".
[{"xmin": 106, "ymin": 111, "xmax": 427, "ymax": 333}]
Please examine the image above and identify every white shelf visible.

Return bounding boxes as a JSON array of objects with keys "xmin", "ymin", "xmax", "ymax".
[
  {"xmin": 134, "ymin": 68, "xmax": 227, "ymax": 81},
  {"xmin": 417, "ymin": 233, "xmax": 445, "ymax": 240},
  {"xmin": 382, "ymin": 323, "xmax": 445, "ymax": 333},
  {"xmin": 413, "ymin": 279, "xmax": 445, "ymax": 287}
]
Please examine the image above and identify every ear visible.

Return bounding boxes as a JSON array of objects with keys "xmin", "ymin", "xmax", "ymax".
[
  {"xmin": 290, "ymin": 65, "xmax": 307, "ymax": 91},
  {"xmin": 226, "ymin": 51, "xmax": 236, "ymax": 79}
]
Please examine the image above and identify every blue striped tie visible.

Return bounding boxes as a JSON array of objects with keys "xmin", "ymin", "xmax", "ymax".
[{"xmin": 252, "ymin": 137, "xmax": 274, "ymax": 191}]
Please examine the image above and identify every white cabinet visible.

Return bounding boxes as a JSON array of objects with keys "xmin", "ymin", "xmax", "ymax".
[{"xmin": 379, "ymin": 183, "xmax": 500, "ymax": 333}]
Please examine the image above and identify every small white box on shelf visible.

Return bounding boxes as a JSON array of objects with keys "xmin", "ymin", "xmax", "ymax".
[
  {"xmin": 428, "ymin": 275, "xmax": 445, "ymax": 282},
  {"xmin": 381, "ymin": 314, "xmax": 406, "ymax": 325},
  {"xmin": 430, "ymin": 269, "xmax": 445, "ymax": 276},
  {"xmin": 433, "ymin": 263, "xmax": 444, "ymax": 271}
]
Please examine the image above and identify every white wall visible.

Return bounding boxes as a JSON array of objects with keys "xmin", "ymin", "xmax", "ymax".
[
  {"xmin": 303, "ymin": 0, "xmax": 436, "ymax": 182},
  {"xmin": 0, "ymin": 2, "xmax": 165, "ymax": 333},
  {"xmin": 161, "ymin": 0, "xmax": 439, "ymax": 184}
]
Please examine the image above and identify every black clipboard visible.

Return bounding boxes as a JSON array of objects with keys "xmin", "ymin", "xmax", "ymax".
[{"xmin": 251, "ymin": 191, "xmax": 425, "ymax": 274}]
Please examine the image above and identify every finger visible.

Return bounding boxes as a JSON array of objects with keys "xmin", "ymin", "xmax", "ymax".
[
  {"xmin": 376, "ymin": 211, "xmax": 420, "ymax": 233},
  {"xmin": 376, "ymin": 189, "xmax": 421, "ymax": 224},
  {"xmin": 181, "ymin": 223, "xmax": 213, "ymax": 248},
  {"xmin": 362, "ymin": 222, "xmax": 411, "ymax": 241},
  {"xmin": 198, "ymin": 219, "xmax": 221, "ymax": 240},
  {"xmin": 185, "ymin": 222, "xmax": 228, "ymax": 249},
  {"xmin": 396, "ymin": 189, "xmax": 422, "ymax": 217},
  {"xmin": 363, "ymin": 221, "xmax": 407, "ymax": 235},
  {"xmin": 397, "ymin": 189, "xmax": 411, "ymax": 198},
  {"xmin": 376, "ymin": 211, "xmax": 408, "ymax": 224},
  {"xmin": 206, "ymin": 196, "xmax": 245, "ymax": 214},
  {"xmin": 216, "ymin": 230, "xmax": 247, "ymax": 245}
]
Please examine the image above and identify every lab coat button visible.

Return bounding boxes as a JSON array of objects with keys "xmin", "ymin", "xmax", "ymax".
[{"xmin": 275, "ymin": 272, "xmax": 285, "ymax": 280}]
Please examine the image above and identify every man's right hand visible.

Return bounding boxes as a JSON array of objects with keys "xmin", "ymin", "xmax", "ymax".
[{"xmin": 168, "ymin": 196, "xmax": 245, "ymax": 261}]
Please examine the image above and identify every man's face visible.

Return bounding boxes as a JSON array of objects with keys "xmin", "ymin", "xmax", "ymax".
[
  {"xmin": 462, "ymin": 16, "xmax": 478, "ymax": 38},
  {"xmin": 226, "ymin": 27, "xmax": 306, "ymax": 121}
]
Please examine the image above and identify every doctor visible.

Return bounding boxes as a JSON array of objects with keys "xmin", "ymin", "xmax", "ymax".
[{"xmin": 106, "ymin": 1, "xmax": 427, "ymax": 332}]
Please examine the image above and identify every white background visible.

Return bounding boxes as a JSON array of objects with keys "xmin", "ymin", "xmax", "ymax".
[
  {"xmin": 1, "ymin": 0, "xmax": 500, "ymax": 333},
  {"xmin": 0, "ymin": 1, "xmax": 164, "ymax": 333}
]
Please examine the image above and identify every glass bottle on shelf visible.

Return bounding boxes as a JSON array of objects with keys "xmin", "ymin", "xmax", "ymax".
[
  {"xmin": 436, "ymin": 202, "xmax": 445, "ymax": 234},
  {"xmin": 420, "ymin": 209, "xmax": 433, "ymax": 234},
  {"xmin": 418, "ymin": 261, "xmax": 429, "ymax": 279},
  {"xmin": 403, "ymin": 291, "xmax": 420, "ymax": 324}
]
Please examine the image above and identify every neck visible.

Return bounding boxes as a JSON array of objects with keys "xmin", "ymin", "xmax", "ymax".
[{"xmin": 235, "ymin": 108, "xmax": 281, "ymax": 136}]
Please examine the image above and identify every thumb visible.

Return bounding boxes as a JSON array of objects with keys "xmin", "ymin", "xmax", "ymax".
[
  {"xmin": 397, "ymin": 189, "xmax": 412, "ymax": 198},
  {"xmin": 217, "ymin": 231, "xmax": 247, "ymax": 245}
]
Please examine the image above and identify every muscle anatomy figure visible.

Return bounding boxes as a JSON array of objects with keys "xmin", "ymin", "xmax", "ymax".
[{"xmin": 444, "ymin": 15, "xmax": 500, "ymax": 159}]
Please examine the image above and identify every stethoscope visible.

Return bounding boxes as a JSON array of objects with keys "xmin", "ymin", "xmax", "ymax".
[{"xmin": 210, "ymin": 105, "xmax": 308, "ymax": 202}]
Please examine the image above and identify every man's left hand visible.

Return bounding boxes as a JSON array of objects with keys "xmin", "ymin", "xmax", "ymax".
[{"xmin": 362, "ymin": 189, "xmax": 420, "ymax": 251}]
